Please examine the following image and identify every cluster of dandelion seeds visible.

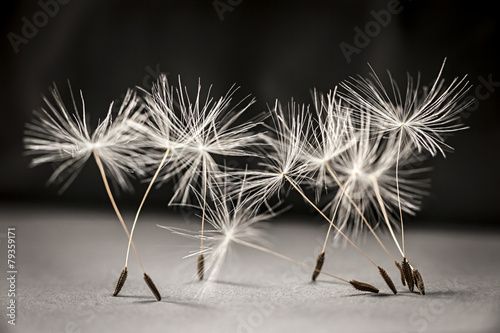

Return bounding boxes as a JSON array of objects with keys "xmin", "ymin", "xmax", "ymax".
[{"xmin": 24, "ymin": 59, "xmax": 473, "ymax": 299}]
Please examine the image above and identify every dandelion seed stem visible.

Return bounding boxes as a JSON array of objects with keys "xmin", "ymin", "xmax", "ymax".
[
  {"xmin": 370, "ymin": 175, "xmax": 404, "ymax": 258},
  {"xmin": 282, "ymin": 173, "xmax": 377, "ymax": 268},
  {"xmin": 395, "ymin": 131, "xmax": 406, "ymax": 257},
  {"xmin": 92, "ymin": 151, "xmax": 145, "ymax": 273},
  {"xmin": 321, "ymin": 176, "xmax": 348, "ymax": 254},
  {"xmin": 324, "ymin": 163, "xmax": 397, "ymax": 263},
  {"xmin": 125, "ymin": 147, "xmax": 171, "ymax": 268},
  {"xmin": 201, "ymin": 154, "xmax": 207, "ymax": 252},
  {"xmin": 231, "ymin": 237, "xmax": 349, "ymax": 283}
]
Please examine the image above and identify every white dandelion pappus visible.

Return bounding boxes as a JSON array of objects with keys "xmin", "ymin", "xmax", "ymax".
[
  {"xmin": 24, "ymin": 82, "xmax": 146, "ymax": 193},
  {"xmin": 340, "ymin": 58, "xmax": 472, "ymax": 157},
  {"xmin": 329, "ymin": 111, "xmax": 428, "ymax": 236},
  {"xmin": 305, "ymin": 87, "xmax": 356, "ymax": 200},
  {"xmin": 242, "ymin": 100, "xmax": 313, "ymax": 204},
  {"xmin": 153, "ymin": 75, "xmax": 259, "ymax": 205}
]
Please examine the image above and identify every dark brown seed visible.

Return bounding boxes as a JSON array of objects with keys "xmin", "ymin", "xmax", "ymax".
[
  {"xmin": 395, "ymin": 261, "xmax": 406, "ymax": 286},
  {"xmin": 413, "ymin": 269, "xmax": 425, "ymax": 295},
  {"xmin": 113, "ymin": 267, "xmax": 128, "ymax": 296},
  {"xmin": 197, "ymin": 253, "xmax": 205, "ymax": 280},
  {"xmin": 144, "ymin": 273, "xmax": 161, "ymax": 301},
  {"xmin": 378, "ymin": 266, "xmax": 397, "ymax": 294},
  {"xmin": 349, "ymin": 280, "xmax": 379, "ymax": 293},
  {"xmin": 312, "ymin": 252, "xmax": 325, "ymax": 281},
  {"xmin": 402, "ymin": 258, "xmax": 414, "ymax": 292}
]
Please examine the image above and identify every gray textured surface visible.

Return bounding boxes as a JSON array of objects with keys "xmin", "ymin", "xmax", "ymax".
[{"xmin": 0, "ymin": 206, "xmax": 499, "ymax": 333}]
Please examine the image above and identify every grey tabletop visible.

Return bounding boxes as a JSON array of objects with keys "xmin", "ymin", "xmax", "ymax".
[{"xmin": 0, "ymin": 206, "xmax": 499, "ymax": 333}]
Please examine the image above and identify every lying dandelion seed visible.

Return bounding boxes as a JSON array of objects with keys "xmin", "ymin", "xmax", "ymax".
[
  {"xmin": 341, "ymin": 58, "xmax": 472, "ymax": 293},
  {"xmin": 160, "ymin": 174, "xmax": 378, "ymax": 294},
  {"xmin": 24, "ymin": 82, "xmax": 161, "ymax": 301}
]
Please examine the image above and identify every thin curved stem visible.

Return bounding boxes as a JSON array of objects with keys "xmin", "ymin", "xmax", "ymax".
[
  {"xmin": 395, "ymin": 131, "xmax": 406, "ymax": 257},
  {"xmin": 370, "ymin": 174, "xmax": 404, "ymax": 258},
  {"xmin": 324, "ymin": 163, "xmax": 397, "ymax": 263},
  {"xmin": 321, "ymin": 176, "xmax": 348, "ymax": 253},
  {"xmin": 231, "ymin": 237, "xmax": 349, "ymax": 283},
  {"xmin": 282, "ymin": 173, "xmax": 377, "ymax": 268},
  {"xmin": 125, "ymin": 147, "xmax": 171, "ymax": 267},
  {"xmin": 92, "ymin": 151, "xmax": 145, "ymax": 273}
]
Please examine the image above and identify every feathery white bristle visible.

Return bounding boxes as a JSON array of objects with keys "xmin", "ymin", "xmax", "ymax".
[
  {"xmin": 140, "ymin": 74, "xmax": 259, "ymax": 205},
  {"xmin": 24, "ymin": 82, "xmax": 146, "ymax": 193},
  {"xmin": 241, "ymin": 100, "xmax": 313, "ymax": 205}
]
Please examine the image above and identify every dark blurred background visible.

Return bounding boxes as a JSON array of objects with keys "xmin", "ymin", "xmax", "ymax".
[{"xmin": 1, "ymin": 0, "xmax": 499, "ymax": 225}]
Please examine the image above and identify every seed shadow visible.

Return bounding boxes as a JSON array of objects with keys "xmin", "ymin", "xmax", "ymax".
[
  {"xmin": 311, "ymin": 279, "xmax": 344, "ymax": 287},
  {"xmin": 344, "ymin": 292, "xmax": 395, "ymax": 297},
  {"xmin": 112, "ymin": 294, "xmax": 153, "ymax": 299},
  {"xmin": 181, "ymin": 279, "xmax": 259, "ymax": 288},
  {"xmin": 414, "ymin": 290, "xmax": 455, "ymax": 297},
  {"xmin": 210, "ymin": 280, "xmax": 259, "ymax": 288},
  {"xmin": 133, "ymin": 299, "xmax": 210, "ymax": 308}
]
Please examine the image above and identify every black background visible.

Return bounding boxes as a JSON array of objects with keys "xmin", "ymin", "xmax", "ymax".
[{"xmin": 1, "ymin": 0, "xmax": 499, "ymax": 226}]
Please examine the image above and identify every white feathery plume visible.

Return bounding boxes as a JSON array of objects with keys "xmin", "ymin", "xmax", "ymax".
[
  {"xmin": 162, "ymin": 76, "xmax": 259, "ymax": 205},
  {"xmin": 304, "ymin": 88, "xmax": 355, "ymax": 200},
  {"xmin": 241, "ymin": 100, "xmax": 312, "ymax": 204},
  {"xmin": 24, "ymin": 82, "xmax": 162, "ymax": 300},
  {"xmin": 340, "ymin": 58, "xmax": 472, "ymax": 157},
  {"xmin": 329, "ymin": 111, "xmax": 428, "ymax": 238},
  {"xmin": 24, "ymin": 82, "xmax": 145, "ymax": 193}
]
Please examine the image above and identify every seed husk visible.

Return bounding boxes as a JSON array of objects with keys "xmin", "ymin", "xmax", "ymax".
[
  {"xmin": 349, "ymin": 280, "xmax": 379, "ymax": 293},
  {"xmin": 395, "ymin": 261, "xmax": 406, "ymax": 286},
  {"xmin": 312, "ymin": 252, "xmax": 325, "ymax": 281},
  {"xmin": 378, "ymin": 266, "xmax": 397, "ymax": 294},
  {"xmin": 197, "ymin": 253, "xmax": 205, "ymax": 280},
  {"xmin": 113, "ymin": 267, "xmax": 128, "ymax": 296},
  {"xmin": 402, "ymin": 258, "xmax": 414, "ymax": 292},
  {"xmin": 413, "ymin": 269, "xmax": 425, "ymax": 295},
  {"xmin": 144, "ymin": 273, "xmax": 161, "ymax": 301}
]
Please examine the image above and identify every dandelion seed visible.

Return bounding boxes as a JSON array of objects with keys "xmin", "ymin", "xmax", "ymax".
[
  {"xmin": 113, "ymin": 267, "xmax": 128, "ymax": 296},
  {"xmin": 24, "ymin": 82, "xmax": 161, "ymax": 300},
  {"xmin": 395, "ymin": 261, "xmax": 406, "ymax": 287},
  {"xmin": 312, "ymin": 252, "xmax": 325, "ymax": 282},
  {"xmin": 341, "ymin": 59, "xmax": 470, "ymax": 294},
  {"xmin": 401, "ymin": 258, "xmax": 414, "ymax": 292},
  {"xmin": 378, "ymin": 266, "xmax": 397, "ymax": 295},
  {"xmin": 349, "ymin": 280, "xmax": 379, "ymax": 293},
  {"xmin": 413, "ymin": 268, "xmax": 425, "ymax": 295}
]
